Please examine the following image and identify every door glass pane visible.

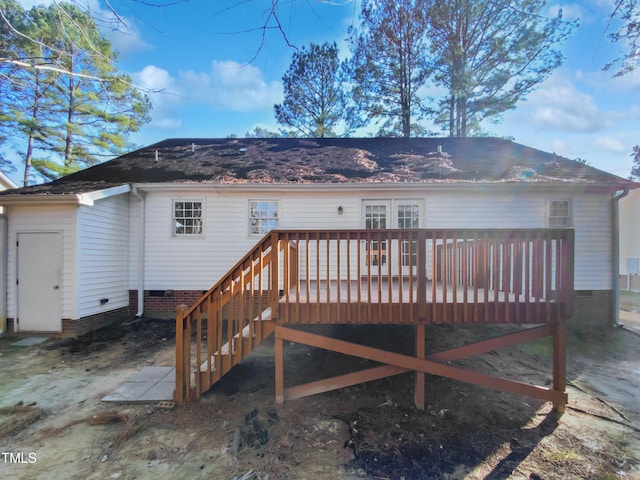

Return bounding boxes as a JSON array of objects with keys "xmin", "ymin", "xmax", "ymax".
[
  {"xmin": 365, "ymin": 204, "xmax": 387, "ymax": 266},
  {"xmin": 398, "ymin": 204, "xmax": 419, "ymax": 266}
]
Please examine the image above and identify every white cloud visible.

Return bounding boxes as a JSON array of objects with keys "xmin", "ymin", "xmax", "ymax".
[
  {"xmin": 547, "ymin": 3, "xmax": 584, "ymax": 21},
  {"xmin": 16, "ymin": 0, "xmax": 152, "ymax": 55},
  {"xmin": 131, "ymin": 60, "xmax": 282, "ymax": 131},
  {"xmin": 207, "ymin": 60, "xmax": 283, "ymax": 111},
  {"xmin": 529, "ymin": 74, "xmax": 605, "ymax": 131},
  {"xmin": 133, "ymin": 65, "xmax": 184, "ymax": 131},
  {"xmin": 589, "ymin": 135, "xmax": 629, "ymax": 153}
]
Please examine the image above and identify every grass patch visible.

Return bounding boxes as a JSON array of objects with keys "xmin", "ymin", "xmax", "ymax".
[
  {"xmin": 620, "ymin": 290, "xmax": 640, "ymax": 311},
  {"xmin": 0, "ymin": 404, "xmax": 44, "ymax": 438}
]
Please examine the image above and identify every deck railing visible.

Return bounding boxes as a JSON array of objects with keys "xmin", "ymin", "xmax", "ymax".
[{"xmin": 175, "ymin": 228, "xmax": 574, "ymax": 401}]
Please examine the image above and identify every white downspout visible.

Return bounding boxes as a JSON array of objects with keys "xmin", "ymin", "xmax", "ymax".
[
  {"xmin": 131, "ymin": 186, "xmax": 145, "ymax": 317},
  {"xmin": 613, "ymin": 187, "xmax": 631, "ymax": 327}
]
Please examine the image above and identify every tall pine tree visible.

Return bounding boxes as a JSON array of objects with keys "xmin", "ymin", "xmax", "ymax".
[
  {"xmin": 275, "ymin": 42, "xmax": 356, "ymax": 137},
  {"xmin": 427, "ymin": 0, "xmax": 577, "ymax": 137},
  {"xmin": 1, "ymin": 2, "xmax": 151, "ymax": 185},
  {"xmin": 347, "ymin": 0, "xmax": 431, "ymax": 138}
]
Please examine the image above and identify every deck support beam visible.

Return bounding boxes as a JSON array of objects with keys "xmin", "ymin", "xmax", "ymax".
[
  {"xmin": 274, "ymin": 324, "xmax": 567, "ymax": 409},
  {"xmin": 552, "ymin": 319, "xmax": 567, "ymax": 412},
  {"xmin": 275, "ymin": 327, "xmax": 284, "ymax": 404},
  {"xmin": 414, "ymin": 324, "xmax": 425, "ymax": 410}
]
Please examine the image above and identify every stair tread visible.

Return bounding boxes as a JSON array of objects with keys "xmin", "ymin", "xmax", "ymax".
[{"xmin": 198, "ymin": 306, "xmax": 272, "ymax": 373}]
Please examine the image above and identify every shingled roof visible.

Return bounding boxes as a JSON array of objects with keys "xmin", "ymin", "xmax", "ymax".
[{"xmin": 1, "ymin": 137, "xmax": 632, "ymax": 196}]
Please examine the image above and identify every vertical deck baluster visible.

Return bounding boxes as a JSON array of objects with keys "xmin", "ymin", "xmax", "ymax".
[
  {"xmin": 377, "ymin": 231, "xmax": 383, "ymax": 324},
  {"xmin": 514, "ymin": 238, "xmax": 522, "ymax": 323},
  {"xmin": 206, "ymin": 295, "xmax": 215, "ymax": 378},
  {"xmin": 195, "ymin": 309, "xmax": 202, "ymax": 395},
  {"xmin": 185, "ymin": 311, "xmax": 192, "ymax": 400},
  {"xmin": 554, "ymin": 233, "xmax": 562, "ymax": 322},
  {"xmin": 484, "ymin": 235, "xmax": 490, "ymax": 323},
  {"xmin": 473, "ymin": 233, "xmax": 479, "ymax": 323},
  {"xmin": 535, "ymin": 233, "xmax": 544, "ymax": 321},
  {"xmin": 525, "ymin": 233, "xmax": 531, "ymax": 323},
  {"xmin": 257, "ymin": 250, "xmax": 264, "ymax": 342},
  {"xmin": 305, "ymin": 232, "xmax": 310, "ymax": 323},
  {"xmin": 294, "ymin": 234, "xmax": 300, "ymax": 324},
  {"xmin": 326, "ymin": 233, "xmax": 331, "ymax": 324},
  {"xmin": 431, "ymin": 231, "xmax": 437, "ymax": 323},
  {"xmin": 367, "ymin": 230, "xmax": 372, "ymax": 322},
  {"xmin": 462, "ymin": 233, "xmax": 468, "ymax": 323},
  {"xmin": 397, "ymin": 231, "xmax": 403, "ymax": 322},
  {"xmin": 408, "ymin": 230, "xmax": 414, "ymax": 323},
  {"xmin": 315, "ymin": 232, "xmax": 320, "ymax": 323},
  {"xmin": 388, "ymin": 231, "xmax": 393, "ymax": 323},
  {"xmin": 545, "ymin": 234, "xmax": 553, "ymax": 323},
  {"xmin": 337, "ymin": 232, "xmax": 341, "ymax": 324},
  {"xmin": 496, "ymin": 233, "xmax": 504, "ymax": 322},
  {"xmin": 452, "ymin": 231, "xmax": 458, "ymax": 323},
  {"xmin": 503, "ymin": 235, "xmax": 510, "ymax": 323},
  {"xmin": 441, "ymin": 231, "xmax": 448, "ymax": 324},
  {"xmin": 347, "ymin": 234, "xmax": 352, "ymax": 320},
  {"xmin": 357, "ymin": 231, "xmax": 362, "ymax": 324},
  {"xmin": 249, "ymin": 254, "xmax": 255, "ymax": 347}
]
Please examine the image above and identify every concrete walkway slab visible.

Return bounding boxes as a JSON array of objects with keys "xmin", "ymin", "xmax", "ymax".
[
  {"xmin": 620, "ymin": 310, "xmax": 640, "ymax": 335},
  {"xmin": 101, "ymin": 366, "xmax": 175, "ymax": 403},
  {"xmin": 12, "ymin": 337, "xmax": 49, "ymax": 347}
]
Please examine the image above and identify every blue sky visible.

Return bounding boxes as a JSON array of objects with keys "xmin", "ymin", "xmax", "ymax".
[{"xmin": 12, "ymin": 0, "xmax": 640, "ymax": 182}]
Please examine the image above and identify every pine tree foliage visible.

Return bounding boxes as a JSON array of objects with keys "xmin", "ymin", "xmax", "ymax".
[
  {"xmin": 275, "ymin": 42, "xmax": 356, "ymax": 137},
  {"xmin": 0, "ymin": 1, "xmax": 151, "ymax": 185},
  {"xmin": 348, "ymin": 0, "xmax": 431, "ymax": 138},
  {"xmin": 606, "ymin": 0, "xmax": 640, "ymax": 77},
  {"xmin": 428, "ymin": 0, "xmax": 577, "ymax": 137}
]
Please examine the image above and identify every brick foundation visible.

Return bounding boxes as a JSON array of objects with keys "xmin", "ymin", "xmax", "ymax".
[
  {"xmin": 131, "ymin": 289, "xmax": 271, "ymax": 320},
  {"xmin": 138, "ymin": 289, "xmax": 207, "ymax": 319},
  {"xmin": 6, "ymin": 306, "xmax": 131, "ymax": 339},
  {"xmin": 20, "ymin": 288, "xmax": 603, "ymax": 332}
]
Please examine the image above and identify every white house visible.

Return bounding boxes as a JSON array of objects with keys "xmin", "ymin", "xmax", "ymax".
[
  {"xmin": 0, "ymin": 137, "xmax": 634, "ymax": 337},
  {"xmin": 619, "ymin": 188, "xmax": 640, "ymax": 291}
]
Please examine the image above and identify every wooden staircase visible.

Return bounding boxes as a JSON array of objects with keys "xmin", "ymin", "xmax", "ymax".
[{"xmin": 174, "ymin": 233, "xmax": 282, "ymax": 402}]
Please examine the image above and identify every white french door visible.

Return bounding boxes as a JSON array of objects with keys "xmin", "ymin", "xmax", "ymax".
[{"xmin": 362, "ymin": 200, "xmax": 422, "ymax": 277}]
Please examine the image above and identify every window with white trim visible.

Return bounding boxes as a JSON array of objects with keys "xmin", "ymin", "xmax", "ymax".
[
  {"xmin": 548, "ymin": 199, "xmax": 571, "ymax": 227},
  {"xmin": 173, "ymin": 200, "xmax": 203, "ymax": 235},
  {"xmin": 249, "ymin": 200, "xmax": 278, "ymax": 235}
]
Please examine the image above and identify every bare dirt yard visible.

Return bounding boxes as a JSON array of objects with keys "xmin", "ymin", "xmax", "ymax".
[{"xmin": 1, "ymin": 319, "xmax": 639, "ymax": 480}]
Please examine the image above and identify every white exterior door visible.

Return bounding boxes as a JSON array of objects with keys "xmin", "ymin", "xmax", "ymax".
[
  {"xmin": 362, "ymin": 200, "xmax": 422, "ymax": 276},
  {"xmin": 17, "ymin": 232, "xmax": 62, "ymax": 332}
]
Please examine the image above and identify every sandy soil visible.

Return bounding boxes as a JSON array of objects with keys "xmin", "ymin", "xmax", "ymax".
[{"xmin": 1, "ymin": 319, "xmax": 639, "ymax": 480}]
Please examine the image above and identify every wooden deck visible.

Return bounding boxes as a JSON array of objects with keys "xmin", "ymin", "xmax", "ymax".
[
  {"xmin": 278, "ymin": 279, "xmax": 562, "ymax": 325},
  {"xmin": 174, "ymin": 228, "xmax": 574, "ymax": 411}
]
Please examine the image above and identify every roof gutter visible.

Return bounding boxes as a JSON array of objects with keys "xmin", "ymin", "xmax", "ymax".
[
  {"xmin": 131, "ymin": 185, "xmax": 145, "ymax": 318},
  {"xmin": 0, "ymin": 184, "xmax": 131, "ymax": 206},
  {"xmin": 613, "ymin": 187, "xmax": 632, "ymax": 328}
]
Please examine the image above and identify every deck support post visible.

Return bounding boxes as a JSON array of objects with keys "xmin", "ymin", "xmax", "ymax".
[
  {"xmin": 414, "ymin": 324, "xmax": 425, "ymax": 410},
  {"xmin": 275, "ymin": 326, "xmax": 284, "ymax": 404},
  {"xmin": 552, "ymin": 319, "xmax": 567, "ymax": 412}
]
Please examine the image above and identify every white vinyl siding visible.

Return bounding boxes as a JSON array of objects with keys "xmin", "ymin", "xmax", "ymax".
[
  {"xmin": 6, "ymin": 205, "xmax": 76, "ymax": 320},
  {"xmin": 77, "ymin": 195, "xmax": 130, "ymax": 317},
  {"xmin": 573, "ymin": 194, "xmax": 612, "ymax": 290},
  {"xmin": 139, "ymin": 187, "xmax": 613, "ymax": 292}
]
